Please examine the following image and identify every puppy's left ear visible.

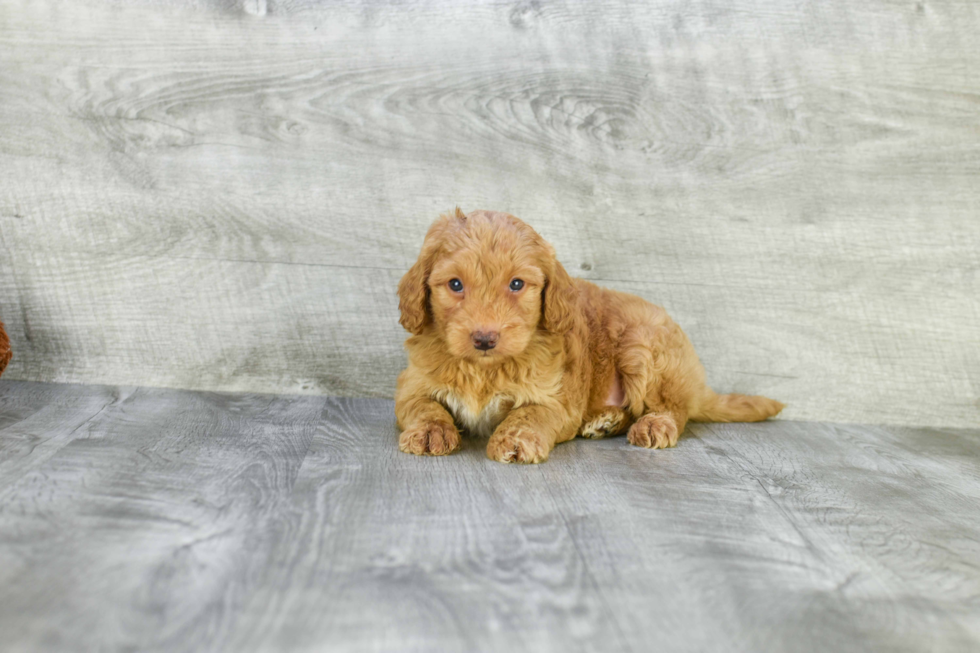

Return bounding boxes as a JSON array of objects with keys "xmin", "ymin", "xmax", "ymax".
[{"xmin": 542, "ymin": 256, "xmax": 577, "ymax": 334}]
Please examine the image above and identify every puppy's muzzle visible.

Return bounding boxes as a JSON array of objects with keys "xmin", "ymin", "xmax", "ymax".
[{"xmin": 471, "ymin": 330, "xmax": 499, "ymax": 351}]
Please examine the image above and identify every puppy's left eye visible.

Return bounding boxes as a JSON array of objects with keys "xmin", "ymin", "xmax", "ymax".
[{"xmin": 509, "ymin": 279, "xmax": 525, "ymax": 291}]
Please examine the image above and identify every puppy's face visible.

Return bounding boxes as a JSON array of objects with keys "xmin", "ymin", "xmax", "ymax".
[
  {"xmin": 428, "ymin": 233, "xmax": 546, "ymax": 362},
  {"xmin": 398, "ymin": 209, "xmax": 575, "ymax": 362}
]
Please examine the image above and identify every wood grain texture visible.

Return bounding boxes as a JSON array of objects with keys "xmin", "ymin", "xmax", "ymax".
[
  {"xmin": 0, "ymin": 0, "xmax": 978, "ymax": 426},
  {"xmin": 0, "ymin": 381, "xmax": 326, "ymax": 652},
  {"xmin": 1, "ymin": 380, "xmax": 979, "ymax": 651}
]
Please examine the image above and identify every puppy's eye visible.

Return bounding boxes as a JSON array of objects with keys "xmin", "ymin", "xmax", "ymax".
[
  {"xmin": 509, "ymin": 279, "xmax": 525, "ymax": 291},
  {"xmin": 448, "ymin": 278, "xmax": 464, "ymax": 292}
]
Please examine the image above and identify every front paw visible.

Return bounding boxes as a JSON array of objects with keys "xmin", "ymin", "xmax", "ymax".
[
  {"xmin": 487, "ymin": 426, "xmax": 550, "ymax": 464},
  {"xmin": 399, "ymin": 421, "xmax": 460, "ymax": 456}
]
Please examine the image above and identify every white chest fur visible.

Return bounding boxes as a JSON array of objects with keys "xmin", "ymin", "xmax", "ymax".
[{"xmin": 437, "ymin": 391, "xmax": 512, "ymax": 438}]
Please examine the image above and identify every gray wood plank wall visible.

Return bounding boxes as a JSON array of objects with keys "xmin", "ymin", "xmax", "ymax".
[{"xmin": 0, "ymin": 0, "xmax": 977, "ymax": 427}]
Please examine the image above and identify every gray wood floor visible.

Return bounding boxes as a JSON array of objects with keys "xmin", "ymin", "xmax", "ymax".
[{"xmin": 1, "ymin": 380, "xmax": 979, "ymax": 652}]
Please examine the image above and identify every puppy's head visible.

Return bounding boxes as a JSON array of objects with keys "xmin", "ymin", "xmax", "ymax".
[{"xmin": 398, "ymin": 208, "xmax": 576, "ymax": 362}]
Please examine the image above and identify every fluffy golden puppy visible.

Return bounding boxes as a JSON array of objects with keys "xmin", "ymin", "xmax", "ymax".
[{"xmin": 396, "ymin": 208, "xmax": 784, "ymax": 464}]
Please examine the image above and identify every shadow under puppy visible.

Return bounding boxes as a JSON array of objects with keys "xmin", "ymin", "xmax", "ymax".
[{"xmin": 396, "ymin": 209, "xmax": 784, "ymax": 464}]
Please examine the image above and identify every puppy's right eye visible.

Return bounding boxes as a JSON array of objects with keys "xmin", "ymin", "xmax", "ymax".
[{"xmin": 448, "ymin": 278, "xmax": 464, "ymax": 293}]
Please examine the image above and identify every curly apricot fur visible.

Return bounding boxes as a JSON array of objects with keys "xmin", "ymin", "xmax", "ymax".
[{"xmin": 395, "ymin": 209, "xmax": 784, "ymax": 463}]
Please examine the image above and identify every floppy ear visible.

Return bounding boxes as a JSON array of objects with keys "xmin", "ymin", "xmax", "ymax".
[
  {"xmin": 397, "ymin": 254, "xmax": 430, "ymax": 335},
  {"xmin": 398, "ymin": 214, "xmax": 455, "ymax": 335},
  {"xmin": 542, "ymin": 256, "xmax": 577, "ymax": 334}
]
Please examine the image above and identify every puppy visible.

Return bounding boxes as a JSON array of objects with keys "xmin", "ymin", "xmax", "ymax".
[
  {"xmin": 395, "ymin": 209, "xmax": 784, "ymax": 463},
  {"xmin": 0, "ymin": 318, "xmax": 10, "ymax": 376}
]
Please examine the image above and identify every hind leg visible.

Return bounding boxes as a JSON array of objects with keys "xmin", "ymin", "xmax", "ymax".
[
  {"xmin": 620, "ymin": 344, "xmax": 695, "ymax": 449},
  {"xmin": 613, "ymin": 300, "xmax": 709, "ymax": 450},
  {"xmin": 627, "ymin": 409, "xmax": 688, "ymax": 449},
  {"xmin": 579, "ymin": 407, "xmax": 630, "ymax": 439}
]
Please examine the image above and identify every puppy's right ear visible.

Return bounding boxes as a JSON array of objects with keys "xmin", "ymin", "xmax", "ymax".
[
  {"xmin": 397, "ymin": 213, "xmax": 456, "ymax": 335},
  {"xmin": 397, "ymin": 254, "xmax": 430, "ymax": 335}
]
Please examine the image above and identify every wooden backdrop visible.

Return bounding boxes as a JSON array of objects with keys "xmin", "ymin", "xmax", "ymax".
[{"xmin": 0, "ymin": 0, "xmax": 977, "ymax": 427}]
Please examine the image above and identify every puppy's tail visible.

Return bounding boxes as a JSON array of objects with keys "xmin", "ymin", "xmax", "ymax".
[{"xmin": 691, "ymin": 390, "xmax": 785, "ymax": 423}]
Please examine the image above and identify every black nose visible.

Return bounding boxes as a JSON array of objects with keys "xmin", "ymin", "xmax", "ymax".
[{"xmin": 472, "ymin": 330, "xmax": 499, "ymax": 351}]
